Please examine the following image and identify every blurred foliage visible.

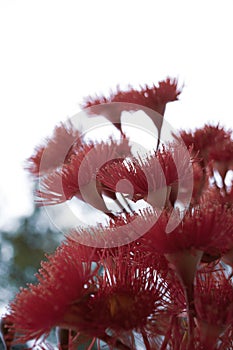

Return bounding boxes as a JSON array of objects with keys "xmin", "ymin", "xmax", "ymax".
[{"xmin": 0, "ymin": 208, "xmax": 62, "ymax": 303}]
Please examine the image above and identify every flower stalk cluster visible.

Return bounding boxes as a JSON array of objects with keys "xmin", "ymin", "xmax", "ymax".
[{"xmin": 2, "ymin": 78, "xmax": 233, "ymax": 350}]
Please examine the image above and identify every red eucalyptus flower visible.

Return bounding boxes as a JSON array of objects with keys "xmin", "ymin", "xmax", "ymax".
[
  {"xmin": 61, "ymin": 248, "xmax": 170, "ymax": 348},
  {"xmin": 69, "ymin": 214, "xmax": 139, "ymax": 248},
  {"xmin": 89, "ymin": 266, "xmax": 167, "ymax": 334},
  {"xmin": 209, "ymin": 138, "xmax": 233, "ymax": 164},
  {"xmin": 195, "ymin": 270, "xmax": 233, "ymax": 348},
  {"xmin": 178, "ymin": 124, "xmax": 232, "ymax": 164},
  {"xmin": 98, "ymin": 144, "xmax": 194, "ymax": 207},
  {"xmin": 199, "ymin": 187, "xmax": 233, "ymax": 266},
  {"xmin": 36, "ymin": 142, "xmax": 94, "ymax": 205},
  {"xmin": 135, "ymin": 203, "xmax": 233, "ymax": 324},
  {"xmin": 9, "ymin": 241, "xmax": 171, "ymax": 350},
  {"xmin": 175, "ymin": 124, "xmax": 233, "ymax": 204},
  {"xmin": 200, "ymin": 185, "xmax": 233, "ymax": 209},
  {"xmin": 208, "ymin": 139, "xmax": 233, "ymax": 181},
  {"xmin": 10, "ymin": 243, "xmax": 100, "ymax": 342},
  {"xmin": 36, "ymin": 138, "xmax": 131, "ymax": 210},
  {"xmin": 137, "ymin": 204, "xmax": 233, "ymax": 265},
  {"xmin": 82, "ymin": 78, "xmax": 181, "ymax": 134},
  {"xmin": 27, "ymin": 121, "xmax": 82, "ymax": 176},
  {"xmin": 9, "ymin": 242, "xmax": 95, "ymax": 343},
  {"xmin": 82, "ymin": 78, "xmax": 181, "ymax": 116}
]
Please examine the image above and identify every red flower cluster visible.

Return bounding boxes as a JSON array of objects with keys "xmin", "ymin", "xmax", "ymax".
[
  {"xmin": 9, "ymin": 242, "xmax": 170, "ymax": 349},
  {"xmin": 3, "ymin": 78, "xmax": 233, "ymax": 350},
  {"xmin": 98, "ymin": 144, "xmax": 194, "ymax": 205}
]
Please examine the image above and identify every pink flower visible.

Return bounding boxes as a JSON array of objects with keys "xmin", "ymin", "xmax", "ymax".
[
  {"xmin": 208, "ymin": 139, "xmax": 233, "ymax": 181},
  {"xmin": 138, "ymin": 204, "xmax": 233, "ymax": 255},
  {"xmin": 82, "ymin": 78, "xmax": 181, "ymax": 116},
  {"xmin": 136, "ymin": 204, "xmax": 233, "ymax": 319},
  {"xmin": 82, "ymin": 78, "xmax": 181, "ymax": 134},
  {"xmin": 9, "ymin": 241, "xmax": 171, "ymax": 349},
  {"xmin": 178, "ymin": 124, "xmax": 232, "ymax": 164},
  {"xmin": 26, "ymin": 121, "xmax": 82, "ymax": 176},
  {"xmin": 98, "ymin": 144, "xmax": 194, "ymax": 207},
  {"xmin": 9, "ymin": 242, "xmax": 95, "ymax": 343},
  {"xmin": 195, "ymin": 270, "xmax": 233, "ymax": 348},
  {"xmin": 36, "ymin": 138, "xmax": 131, "ymax": 209}
]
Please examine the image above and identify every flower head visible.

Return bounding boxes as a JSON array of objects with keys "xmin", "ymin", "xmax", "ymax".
[
  {"xmin": 82, "ymin": 78, "xmax": 181, "ymax": 135},
  {"xmin": 195, "ymin": 270, "xmax": 233, "ymax": 347},
  {"xmin": 178, "ymin": 124, "xmax": 232, "ymax": 164},
  {"xmin": 9, "ymin": 240, "xmax": 170, "ymax": 349},
  {"xmin": 26, "ymin": 121, "xmax": 82, "ymax": 176},
  {"xmin": 195, "ymin": 270, "xmax": 233, "ymax": 326},
  {"xmin": 9, "ymin": 242, "xmax": 95, "ymax": 343},
  {"xmin": 82, "ymin": 78, "xmax": 181, "ymax": 116},
  {"xmin": 85, "ymin": 250, "xmax": 169, "ymax": 337},
  {"xmin": 138, "ymin": 204, "xmax": 233, "ymax": 255},
  {"xmin": 36, "ymin": 138, "xmax": 131, "ymax": 208},
  {"xmin": 98, "ymin": 144, "xmax": 193, "ymax": 207},
  {"xmin": 208, "ymin": 138, "xmax": 233, "ymax": 181},
  {"xmin": 135, "ymin": 204, "xmax": 233, "ymax": 305}
]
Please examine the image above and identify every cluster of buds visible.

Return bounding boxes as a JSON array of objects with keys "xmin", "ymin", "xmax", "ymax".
[{"xmin": 2, "ymin": 78, "xmax": 233, "ymax": 350}]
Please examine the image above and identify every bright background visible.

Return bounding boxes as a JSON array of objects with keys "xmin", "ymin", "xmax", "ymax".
[{"xmin": 0, "ymin": 0, "xmax": 233, "ymax": 228}]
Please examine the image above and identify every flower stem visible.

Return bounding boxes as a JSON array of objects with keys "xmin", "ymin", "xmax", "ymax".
[
  {"xmin": 165, "ymin": 250, "xmax": 202, "ymax": 348},
  {"xmin": 160, "ymin": 317, "xmax": 173, "ymax": 350},
  {"xmin": 101, "ymin": 334, "xmax": 132, "ymax": 350},
  {"xmin": 141, "ymin": 329, "xmax": 151, "ymax": 350}
]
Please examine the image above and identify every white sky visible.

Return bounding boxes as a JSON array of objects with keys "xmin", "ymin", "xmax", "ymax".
[{"xmin": 0, "ymin": 0, "xmax": 233, "ymax": 228}]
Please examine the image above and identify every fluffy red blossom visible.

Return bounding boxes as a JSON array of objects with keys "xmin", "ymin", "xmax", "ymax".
[
  {"xmin": 69, "ymin": 214, "xmax": 139, "ymax": 248},
  {"xmin": 82, "ymin": 78, "xmax": 181, "ymax": 116},
  {"xmin": 9, "ymin": 241, "xmax": 170, "ymax": 349},
  {"xmin": 82, "ymin": 78, "xmax": 181, "ymax": 135},
  {"xmin": 175, "ymin": 124, "xmax": 233, "ymax": 202},
  {"xmin": 69, "ymin": 203, "xmax": 233, "ymax": 313},
  {"xmin": 12, "ymin": 73, "xmax": 233, "ymax": 350},
  {"xmin": 178, "ymin": 124, "xmax": 232, "ymax": 164},
  {"xmin": 69, "ymin": 217, "xmax": 171, "ymax": 278},
  {"xmin": 209, "ymin": 139, "xmax": 233, "ymax": 164},
  {"xmin": 60, "ymin": 248, "xmax": 170, "ymax": 349},
  {"xmin": 36, "ymin": 142, "xmax": 94, "ymax": 205},
  {"xmin": 195, "ymin": 270, "xmax": 233, "ymax": 348},
  {"xmin": 195, "ymin": 270, "xmax": 233, "ymax": 324},
  {"xmin": 199, "ymin": 186, "xmax": 233, "ymax": 264},
  {"xmin": 36, "ymin": 138, "xmax": 131, "ymax": 208},
  {"xmin": 201, "ymin": 185, "xmax": 233, "ymax": 208},
  {"xmin": 208, "ymin": 139, "xmax": 233, "ymax": 181},
  {"xmin": 135, "ymin": 204, "xmax": 233, "ymax": 308},
  {"xmin": 9, "ymin": 242, "xmax": 96, "ymax": 343},
  {"xmin": 113, "ymin": 78, "xmax": 181, "ymax": 115},
  {"xmin": 98, "ymin": 158, "xmax": 150, "ymax": 202},
  {"xmin": 98, "ymin": 144, "xmax": 193, "ymax": 207},
  {"xmin": 138, "ymin": 204, "xmax": 233, "ymax": 255},
  {"xmin": 85, "ymin": 254, "xmax": 168, "ymax": 337},
  {"xmin": 26, "ymin": 121, "xmax": 82, "ymax": 176}
]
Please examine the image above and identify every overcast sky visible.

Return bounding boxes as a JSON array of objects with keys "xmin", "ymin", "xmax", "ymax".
[{"xmin": 0, "ymin": 0, "xmax": 233, "ymax": 228}]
